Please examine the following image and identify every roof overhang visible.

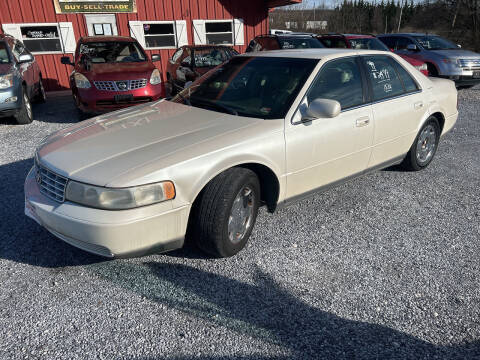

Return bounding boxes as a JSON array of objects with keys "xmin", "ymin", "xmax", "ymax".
[{"xmin": 266, "ymin": 0, "xmax": 302, "ymax": 8}]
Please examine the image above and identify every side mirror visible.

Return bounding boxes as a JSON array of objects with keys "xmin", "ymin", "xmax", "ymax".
[
  {"xmin": 18, "ymin": 54, "xmax": 34, "ymax": 63},
  {"xmin": 457, "ymin": 44, "xmax": 462, "ymax": 48},
  {"xmin": 406, "ymin": 44, "xmax": 418, "ymax": 51},
  {"xmin": 61, "ymin": 56, "xmax": 73, "ymax": 65},
  {"xmin": 151, "ymin": 54, "xmax": 161, "ymax": 62},
  {"xmin": 303, "ymin": 98, "xmax": 341, "ymax": 121}
]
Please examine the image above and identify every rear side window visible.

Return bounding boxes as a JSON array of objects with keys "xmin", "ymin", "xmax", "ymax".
[
  {"xmin": 319, "ymin": 37, "xmax": 347, "ymax": 48},
  {"xmin": 307, "ymin": 57, "xmax": 364, "ymax": 110},
  {"xmin": 391, "ymin": 59, "xmax": 419, "ymax": 92},
  {"xmin": 363, "ymin": 56, "xmax": 404, "ymax": 100},
  {"xmin": 379, "ymin": 36, "xmax": 395, "ymax": 49},
  {"xmin": 395, "ymin": 37, "xmax": 415, "ymax": 50}
]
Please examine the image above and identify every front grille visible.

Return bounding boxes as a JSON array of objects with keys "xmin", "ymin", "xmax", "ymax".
[
  {"xmin": 94, "ymin": 79, "xmax": 147, "ymax": 91},
  {"xmin": 458, "ymin": 58, "xmax": 480, "ymax": 69},
  {"xmin": 36, "ymin": 163, "xmax": 68, "ymax": 203}
]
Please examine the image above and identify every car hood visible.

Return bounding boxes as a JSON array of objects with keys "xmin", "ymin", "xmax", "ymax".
[
  {"xmin": 0, "ymin": 63, "xmax": 13, "ymax": 75},
  {"xmin": 77, "ymin": 61, "xmax": 155, "ymax": 80},
  {"xmin": 430, "ymin": 49, "xmax": 480, "ymax": 59},
  {"xmin": 37, "ymin": 100, "xmax": 270, "ymax": 187}
]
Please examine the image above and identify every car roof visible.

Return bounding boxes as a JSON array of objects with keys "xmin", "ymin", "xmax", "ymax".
[
  {"xmin": 183, "ymin": 45, "xmax": 233, "ymax": 50},
  {"xmin": 378, "ymin": 33, "xmax": 438, "ymax": 37},
  {"xmin": 80, "ymin": 36, "xmax": 136, "ymax": 43},
  {"xmin": 257, "ymin": 34, "xmax": 316, "ymax": 38},
  {"xmin": 319, "ymin": 34, "xmax": 375, "ymax": 39},
  {"xmin": 238, "ymin": 48, "xmax": 388, "ymax": 59}
]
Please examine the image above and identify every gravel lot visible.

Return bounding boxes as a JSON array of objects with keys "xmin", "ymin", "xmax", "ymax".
[{"xmin": 0, "ymin": 87, "xmax": 479, "ymax": 360}]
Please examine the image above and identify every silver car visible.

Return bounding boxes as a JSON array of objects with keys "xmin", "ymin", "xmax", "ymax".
[{"xmin": 378, "ymin": 33, "xmax": 480, "ymax": 88}]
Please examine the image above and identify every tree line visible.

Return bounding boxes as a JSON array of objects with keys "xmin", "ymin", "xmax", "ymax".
[{"xmin": 270, "ymin": 0, "xmax": 480, "ymax": 51}]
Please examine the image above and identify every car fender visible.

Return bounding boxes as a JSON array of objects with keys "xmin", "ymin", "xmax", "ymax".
[{"xmin": 171, "ymin": 152, "xmax": 285, "ymax": 210}]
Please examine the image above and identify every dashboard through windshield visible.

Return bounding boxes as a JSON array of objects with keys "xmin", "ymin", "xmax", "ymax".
[{"xmin": 171, "ymin": 56, "xmax": 318, "ymax": 119}]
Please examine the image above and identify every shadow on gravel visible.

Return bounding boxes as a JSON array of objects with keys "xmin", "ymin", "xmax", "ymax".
[
  {"xmin": 93, "ymin": 261, "xmax": 480, "ymax": 360},
  {"xmin": 0, "ymin": 158, "xmax": 105, "ymax": 268}
]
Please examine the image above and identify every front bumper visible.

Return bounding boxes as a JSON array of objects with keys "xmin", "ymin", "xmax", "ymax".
[
  {"xmin": 24, "ymin": 167, "xmax": 190, "ymax": 258},
  {"xmin": 75, "ymin": 83, "xmax": 165, "ymax": 114}
]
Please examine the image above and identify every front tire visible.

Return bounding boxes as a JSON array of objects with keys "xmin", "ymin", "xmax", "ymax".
[
  {"xmin": 402, "ymin": 117, "xmax": 440, "ymax": 171},
  {"xmin": 191, "ymin": 168, "xmax": 260, "ymax": 258},
  {"xmin": 14, "ymin": 86, "xmax": 33, "ymax": 125}
]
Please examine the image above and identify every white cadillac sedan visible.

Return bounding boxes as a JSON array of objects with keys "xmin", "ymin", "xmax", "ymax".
[{"xmin": 25, "ymin": 49, "xmax": 458, "ymax": 258}]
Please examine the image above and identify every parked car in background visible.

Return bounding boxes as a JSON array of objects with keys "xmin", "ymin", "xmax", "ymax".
[
  {"xmin": 245, "ymin": 33, "xmax": 324, "ymax": 52},
  {"xmin": 318, "ymin": 33, "xmax": 429, "ymax": 76},
  {"xmin": 26, "ymin": 49, "xmax": 457, "ymax": 259},
  {"xmin": 0, "ymin": 34, "xmax": 46, "ymax": 124},
  {"xmin": 166, "ymin": 45, "xmax": 237, "ymax": 95},
  {"xmin": 377, "ymin": 33, "xmax": 480, "ymax": 87},
  {"xmin": 61, "ymin": 36, "xmax": 164, "ymax": 116}
]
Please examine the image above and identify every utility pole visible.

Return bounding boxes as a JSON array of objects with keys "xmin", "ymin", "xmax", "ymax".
[{"xmin": 397, "ymin": 0, "xmax": 405, "ymax": 32}]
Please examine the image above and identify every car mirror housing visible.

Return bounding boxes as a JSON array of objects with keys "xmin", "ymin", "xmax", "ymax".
[
  {"xmin": 61, "ymin": 56, "xmax": 73, "ymax": 66},
  {"xmin": 406, "ymin": 44, "xmax": 418, "ymax": 51},
  {"xmin": 18, "ymin": 54, "xmax": 34, "ymax": 63},
  {"xmin": 151, "ymin": 54, "xmax": 161, "ymax": 62},
  {"xmin": 303, "ymin": 98, "xmax": 341, "ymax": 121}
]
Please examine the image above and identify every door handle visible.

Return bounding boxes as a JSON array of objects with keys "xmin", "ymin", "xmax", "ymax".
[
  {"xmin": 356, "ymin": 117, "xmax": 370, "ymax": 127},
  {"xmin": 414, "ymin": 101, "xmax": 424, "ymax": 110}
]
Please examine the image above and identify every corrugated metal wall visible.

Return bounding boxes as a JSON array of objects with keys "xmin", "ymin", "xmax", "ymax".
[{"xmin": 0, "ymin": 0, "xmax": 269, "ymax": 91}]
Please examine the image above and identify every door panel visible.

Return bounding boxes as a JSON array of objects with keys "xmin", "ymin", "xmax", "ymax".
[
  {"xmin": 285, "ymin": 56, "xmax": 373, "ymax": 200},
  {"xmin": 362, "ymin": 55, "xmax": 428, "ymax": 167},
  {"xmin": 285, "ymin": 106, "xmax": 374, "ymax": 199}
]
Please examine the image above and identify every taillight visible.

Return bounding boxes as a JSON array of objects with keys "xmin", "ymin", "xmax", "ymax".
[{"xmin": 415, "ymin": 63, "xmax": 428, "ymax": 72}]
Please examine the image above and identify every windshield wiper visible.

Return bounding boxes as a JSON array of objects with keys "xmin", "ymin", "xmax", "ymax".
[{"xmin": 190, "ymin": 98, "xmax": 238, "ymax": 116}]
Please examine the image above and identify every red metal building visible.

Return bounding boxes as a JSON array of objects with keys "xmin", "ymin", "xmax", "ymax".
[{"xmin": 0, "ymin": 0, "xmax": 300, "ymax": 91}]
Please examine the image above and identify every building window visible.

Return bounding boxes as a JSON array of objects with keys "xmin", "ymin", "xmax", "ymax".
[
  {"xmin": 93, "ymin": 23, "xmax": 113, "ymax": 36},
  {"xmin": 143, "ymin": 23, "xmax": 176, "ymax": 48},
  {"xmin": 20, "ymin": 25, "xmax": 62, "ymax": 53},
  {"xmin": 205, "ymin": 21, "xmax": 233, "ymax": 45},
  {"xmin": 129, "ymin": 21, "xmax": 188, "ymax": 49},
  {"xmin": 2, "ymin": 22, "xmax": 76, "ymax": 54}
]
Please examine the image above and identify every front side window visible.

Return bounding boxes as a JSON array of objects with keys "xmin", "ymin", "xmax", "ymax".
[
  {"xmin": 143, "ymin": 23, "xmax": 176, "ymax": 48},
  {"xmin": 205, "ymin": 21, "xmax": 233, "ymax": 45},
  {"xmin": 319, "ymin": 37, "xmax": 347, "ymax": 48},
  {"xmin": 278, "ymin": 37, "xmax": 323, "ymax": 49},
  {"xmin": 171, "ymin": 48, "xmax": 184, "ymax": 63},
  {"xmin": 412, "ymin": 35, "xmax": 458, "ymax": 50},
  {"xmin": 395, "ymin": 37, "xmax": 415, "ymax": 50},
  {"xmin": 363, "ymin": 56, "xmax": 405, "ymax": 100},
  {"xmin": 193, "ymin": 47, "xmax": 235, "ymax": 68},
  {"xmin": 12, "ymin": 40, "xmax": 27, "ymax": 60},
  {"xmin": 307, "ymin": 57, "xmax": 364, "ymax": 110},
  {"xmin": 171, "ymin": 56, "xmax": 318, "ymax": 119},
  {"xmin": 0, "ymin": 42, "xmax": 10, "ymax": 64},
  {"xmin": 78, "ymin": 41, "xmax": 146, "ymax": 64},
  {"xmin": 20, "ymin": 25, "xmax": 62, "ymax": 53}
]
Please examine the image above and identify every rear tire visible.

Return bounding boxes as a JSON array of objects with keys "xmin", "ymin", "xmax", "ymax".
[
  {"xmin": 14, "ymin": 86, "xmax": 33, "ymax": 125},
  {"xmin": 401, "ymin": 116, "xmax": 440, "ymax": 171},
  {"xmin": 190, "ymin": 168, "xmax": 260, "ymax": 258}
]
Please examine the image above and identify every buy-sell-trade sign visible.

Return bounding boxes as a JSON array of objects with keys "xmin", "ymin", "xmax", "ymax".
[{"xmin": 53, "ymin": 0, "xmax": 137, "ymax": 13}]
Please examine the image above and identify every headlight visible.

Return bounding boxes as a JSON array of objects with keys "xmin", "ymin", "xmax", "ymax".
[
  {"xmin": 65, "ymin": 180, "xmax": 175, "ymax": 209},
  {"xmin": 441, "ymin": 59, "xmax": 460, "ymax": 67},
  {"xmin": 150, "ymin": 68, "xmax": 162, "ymax": 85},
  {"xmin": 74, "ymin": 73, "xmax": 91, "ymax": 89},
  {"xmin": 0, "ymin": 74, "xmax": 14, "ymax": 89}
]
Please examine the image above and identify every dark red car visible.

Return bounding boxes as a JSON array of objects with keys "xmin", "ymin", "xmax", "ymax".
[
  {"xmin": 166, "ymin": 45, "xmax": 237, "ymax": 95},
  {"xmin": 61, "ymin": 36, "xmax": 164, "ymax": 115},
  {"xmin": 318, "ymin": 34, "xmax": 429, "ymax": 76}
]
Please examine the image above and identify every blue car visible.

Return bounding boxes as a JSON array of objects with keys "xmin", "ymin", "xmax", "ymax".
[{"xmin": 0, "ymin": 34, "xmax": 46, "ymax": 124}]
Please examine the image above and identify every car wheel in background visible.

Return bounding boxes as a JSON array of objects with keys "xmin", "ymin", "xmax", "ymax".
[
  {"xmin": 190, "ymin": 167, "xmax": 260, "ymax": 258},
  {"xmin": 14, "ymin": 86, "xmax": 33, "ymax": 125},
  {"xmin": 402, "ymin": 116, "xmax": 440, "ymax": 171},
  {"xmin": 427, "ymin": 63, "xmax": 438, "ymax": 77},
  {"xmin": 34, "ymin": 76, "xmax": 47, "ymax": 103}
]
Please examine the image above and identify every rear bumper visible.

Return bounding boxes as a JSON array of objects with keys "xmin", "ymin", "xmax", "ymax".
[
  {"xmin": 24, "ymin": 166, "xmax": 190, "ymax": 258},
  {"xmin": 75, "ymin": 83, "xmax": 165, "ymax": 114}
]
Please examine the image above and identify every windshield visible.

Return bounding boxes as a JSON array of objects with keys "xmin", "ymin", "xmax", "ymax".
[
  {"xmin": 0, "ymin": 42, "xmax": 10, "ymax": 64},
  {"xmin": 349, "ymin": 38, "xmax": 389, "ymax": 51},
  {"xmin": 278, "ymin": 37, "xmax": 324, "ymax": 49},
  {"xmin": 78, "ymin": 41, "xmax": 146, "ymax": 64},
  {"xmin": 171, "ymin": 56, "xmax": 318, "ymax": 119},
  {"xmin": 192, "ymin": 47, "xmax": 236, "ymax": 68},
  {"xmin": 413, "ymin": 36, "xmax": 458, "ymax": 50}
]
